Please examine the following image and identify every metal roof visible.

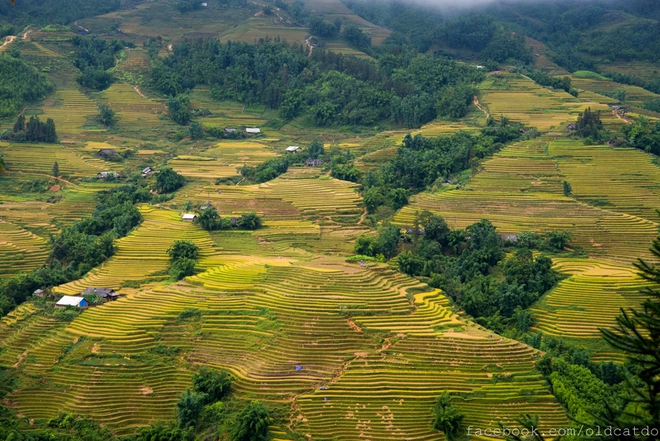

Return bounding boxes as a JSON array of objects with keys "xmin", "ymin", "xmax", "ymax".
[{"xmin": 56, "ymin": 296, "xmax": 86, "ymax": 307}]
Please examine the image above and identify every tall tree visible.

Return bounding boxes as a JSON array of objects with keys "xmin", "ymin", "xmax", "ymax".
[{"xmin": 598, "ymin": 222, "xmax": 660, "ymax": 438}]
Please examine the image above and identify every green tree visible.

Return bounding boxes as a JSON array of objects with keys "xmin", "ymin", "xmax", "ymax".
[
  {"xmin": 155, "ymin": 167, "xmax": 185, "ymax": 193},
  {"xmin": 167, "ymin": 240, "xmax": 199, "ymax": 261},
  {"xmin": 375, "ymin": 224, "xmax": 401, "ymax": 259},
  {"xmin": 354, "ymin": 235, "xmax": 377, "ymax": 256},
  {"xmin": 189, "ymin": 121, "xmax": 203, "ymax": 140},
  {"xmin": 563, "ymin": 180, "xmax": 572, "ymax": 196},
  {"xmin": 52, "ymin": 161, "xmax": 59, "ymax": 178},
  {"xmin": 98, "ymin": 103, "xmax": 116, "ymax": 127},
  {"xmin": 432, "ymin": 392, "xmax": 464, "ymax": 441},
  {"xmin": 176, "ymin": 389, "xmax": 206, "ymax": 428},
  {"xmin": 193, "ymin": 367, "xmax": 232, "ymax": 404},
  {"xmin": 232, "ymin": 401, "xmax": 270, "ymax": 441},
  {"xmin": 238, "ymin": 212, "xmax": 262, "ymax": 230},
  {"xmin": 167, "ymin": 95, "xmax": 191, "ymax": 125},
  {"xmin": 308, "ymin": 138, "xmax": 325, "ymax": 159},
  {"xmin": 598, "ymin": 226, "xmax": 660, "ymax": 437},
  {"xmin": 197, "ymin": 207, "xmax": 222, "ymax": 231}
]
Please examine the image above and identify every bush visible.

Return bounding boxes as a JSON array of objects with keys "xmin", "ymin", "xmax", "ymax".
[
  {"xmin": 232, "ymin": 401, "xmax": 270, "ymax": 441},
  {"xmin": 176, "ymin": 389, "xmax": 206, "ymax": 428},
  {"xmin": 169, "ymin": 257, "xmax": 196, "ymax": 281},
  {"xmin": 192, "ymin": 367, "xmax": 232, "ymax": 404},
  {"xmin": 432, "ymin": 392, "xmax": 464, "ymax": 440},
  {"xmin": 155, "ymin": 167, "xmax": 185, "ymax": 193},
  {"xmin": 167, "ymin": 240, "xmax": 200, "ymax": 261},
  {"xmin": 238, "ymin": 212, "xmax": 262, "ymax": 230}
]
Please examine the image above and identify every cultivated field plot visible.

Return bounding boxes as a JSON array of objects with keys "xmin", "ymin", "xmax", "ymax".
[
  {"xmin": 0, "ymin": 142, "xmax": 111, "ymax": 180},
  {"xmin": 7, "ymin": 258, "xmax": 567, "ymax": 437},
  {"xmin": 394, "ymin": 139, "xmax": 659, "ymax": 265},
  {"xmin": 0, "ymin": 220, "xmax": 49, "ymax": 276},
  {"xmin": 174, "ymin": 169, "xmax": 362, "ymax": 223},
  {"xmin": 550, "ymin": 139, "xmax": 660, "ymax": 222},
  {"xmin": 0, "ymin": 183, "xmax": 114, "ymax": 237},
  {"xmin": 40, "ymin": 88, "xmax": 101, "ymax": 136},
  {"xmin": 98, "ymin": 84, "xmax": 172, "ymax": 138},
  {"xmin": 220, "ymin": 17, "xmax": 309, "ymax": 45},
  {"xmin": 168, "ymin": 141, "xmax": 277, "ymax": 179},
  {"xmin": 532, "ymin": 258, "xmax": 650, "ymax": 339},
  {"xmin": 480, "ymin": 73, "xmax": 616, "ymax": 131},
  {"xmin": 55, "ymin": 206, "xmax": 218, "ymax": 295},
  {"xmin": 570, "ymin": 75, "xmax": 660, "ymax": 107}
]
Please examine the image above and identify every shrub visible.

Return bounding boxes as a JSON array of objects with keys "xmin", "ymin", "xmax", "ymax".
[{"xmin": 192, "ymin": 367, "xmax": 232, "ymax": 404}]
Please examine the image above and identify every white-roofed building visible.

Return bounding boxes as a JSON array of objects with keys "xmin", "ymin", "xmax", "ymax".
[
  {"xmin": 55, "ymin": 296, "xmax": 88, "ymax": 308},
  {"xmin": 245, "ymin": 128, "xmax": 261, "ymax": 134},
  {"xmin": 182, "ymin": 213, "xmax": 197, "ymax": 222},
  {"xmin": 285, "ymin": 146, "xmax": 301, "ymax": 153}
]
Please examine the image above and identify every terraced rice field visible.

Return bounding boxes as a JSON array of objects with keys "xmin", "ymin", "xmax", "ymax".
[
  {"xmin": 169, "ymin": 141, "xmax": 278, "ymax": 179},
  {"xmin": 395, "ymin": 139, "xmax": 659, "ymax": 265},
  {"xmin": 0, "ymin": 220, "xmax": 49, "ymax": 276},
  {"xmin": 0, "ymin": 142, "xmax": 111, "ymax": 179},
  {"xmin": 55, "ymin": 207, "xmax": 218, "ymax": 295},
  {"xmin": 549, "ymin": 139, "xmax": 660, "ymax": 222},
  {"xmin": 7, "ymin": 257, "xmax": 568, "ymax": 437},
  {"xmin": 480, "ymin": 73, "xmax": 617, "ymax": 131},
  {"xmin": 41, "ymin": 88, "xmax": 101, "ymax": 135},
  {"xmin": 395, "ymin": 137, "xmax": 659, "ymax": 349},
  {"xmin": 98, "ymin": 84, "xmax": 172, "ymax": 138},
  {"xmin": 570, "ymin": 75, "xmax": 660, "ymax": 107},
  {"xmin": 532, "ymin": 258, "xmax": 650, "ymax": 339},
  {"xmin": 176, "ymin": 168, "xmax": 362, "ymax": 223}
]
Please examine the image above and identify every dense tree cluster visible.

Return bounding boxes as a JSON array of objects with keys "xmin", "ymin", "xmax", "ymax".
[
  {"xmin": 621, "ymin": 117, "xmax": 660, "ymax": 156},
  {"xmin": 0, "ymin": 55, "xmax": 54, "ymax": 118},
  {"xmin": 151, "ymin": 39, "xmax": 484, "ymax": 128},
  {"xmin": 0, "ymin": 185, "xmax": 151, "ymax": 316},
  {"xmin": 573, "ymin": 107, "xmax": 607, "ymax": 143},
  {"xmin": 2, "ymin": 115, "xmax": 57, "ymax": 143},
  {"xmin": 167, "ymin": 240, "xmax": 199, "ymax": 280},
  {"xmin": 72, "ymin": 37, "xmax": 129, "ymax": 90},
  {"xmin": 196, "ymin": 208, "xmax": 263, "ymax": 232},
  {"xmin": 155, "ymin": 167, "xmax": 186, "ymax": 193},
  {"xmin": 524, "ymin": 69, "xmax": 578, "ymax": 96},
  {"xmin": 355, "ymin": 120, "xmax": 523, "ymax": 216},
  {"xmin": 0, "ymin": 0, "xmax": 120, "ymax": 28},
  {"xmin": 393, "ymin": 214, "xmax": 559, "ymax": 333}
]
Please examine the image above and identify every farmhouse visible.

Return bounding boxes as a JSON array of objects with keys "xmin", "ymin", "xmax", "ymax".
[
  {"xmin": 82, "ymin": 287, "xmax": 119, "ymax": 301},
  {"xmin": 285, "ymin": 146, "xmax": 301, "ymax": 153},
  {"xmin": 141, "ymin": 167, "xmax": 154, "ymax": 177},
  {"xmin": 245, "ymin": 128, "xmax": 261, "ymax": 134},
  {"xmin": 98, "ymin": 171, "xmax": 118, "ymax": 180},
  {"xmin": 499, "ymin": 233, "xmax": 518, "ymax": 243},
  {"xmin": 566, "ymin": 123, "xmax": 577, "ymax": 132},
  {"xmin": 33, "ymin": 289, "xmax": 45, "ymax": 297},
  {"xmin": 224, "ymin": 128, "xmax": 237, "ymax": 133},
  {"xmin": 55, "ymin": 296, "xmax": 88, "ymax": 308},
  {"xmin": 182, "ymin": 213, "xmax": 197, "ymax": 222},
  {"xmin": 97, "ymin": 148, "xmax": 117, "ymax": 159}
]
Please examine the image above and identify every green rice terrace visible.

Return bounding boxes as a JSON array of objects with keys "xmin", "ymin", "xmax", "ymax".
[{"xmin": 1, "ymin": 0, "xmax": 660, "ymax": 440}]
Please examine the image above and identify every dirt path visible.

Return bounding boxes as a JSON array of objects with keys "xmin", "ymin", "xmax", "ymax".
[
  {"xmin": 22, "ymin": 29, "xmax": 33, "ymax": 40},
  {"xmin": 305, "ymin": 36, "xmax": 314, "ymax": 57},
  {"xmin": 73, "ymin": 20, "xmax": 89, "ymax": 33},
  {"xmin": 473, "ymin": 95, "xmax": 489, "ymax": 120},
  {"xmin": 357, "ymin": 206, "xmax": 367, "ymax": 225},
  {"xmin": 133, "ymin": 85, "xmax": 146, "ymax": 99},
  {"xmin": 612, "ymin": 110, "xmax": 630, "ymax": 124},
  {"xmin": 0, "ymin": 35, "xmax": 16, "ymax": 51},
  {"xmin": 167, "ymin": 43, "xmax": 173, "ymax": 51}
]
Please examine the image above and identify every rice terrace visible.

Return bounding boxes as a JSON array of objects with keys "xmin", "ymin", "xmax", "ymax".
[{"xmin": 0, "ymin": 0, "xmax": 659, "ymax": 440}]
